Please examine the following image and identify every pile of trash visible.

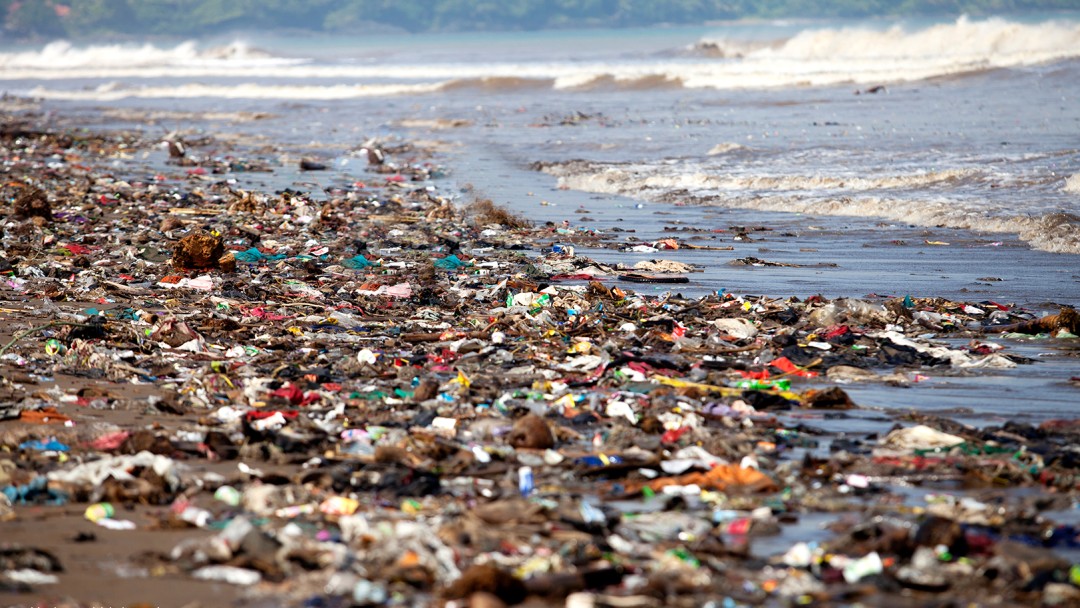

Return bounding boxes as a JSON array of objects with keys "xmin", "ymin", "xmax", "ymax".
[{"xmin": 1, "ymin": 111, "xmax": 1078, "ymax": 607}]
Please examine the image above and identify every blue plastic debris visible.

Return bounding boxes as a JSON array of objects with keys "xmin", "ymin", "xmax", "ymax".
[
  {"xmin": 234, "ymin": 248, "xmax": 287, "ymax": 263},
  {"xmin": 18, "ymin": 437, "xmax": 69, "ymax": 452},
  {"xmin": 344, "ymin": 254, "xmax": 375, "ymax": 269},
  {"xmin": 575, "ymin": 455, "xmax": 624, "ymax": 467},
  {"xmin": 3, "ymin": 476, "xmax": 68, "ymax": 505},
  {"xmin": 433, "ymin": 254, "xmax": 467, "ymax": 270}
]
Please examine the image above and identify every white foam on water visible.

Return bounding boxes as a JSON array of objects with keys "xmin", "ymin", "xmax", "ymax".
[
  {"xmin": 4, "ymin": 17, "xmax": 1078, "ymax": 92},
  {"xmin": 551, "ymin": 165, "xmax": 979, "ymax": 194},
  {"xmin": 0, "ymin": 40, "xmax": 299, "ymax": 72},
  {"xmin": 752, "ymin": 15, "xmax": 1080, "ymax": 64},
  {"xmin": 1064, "ymin": 173, "xmax": 1080, "ymax": 194},
  {"xmin": 27, "ymin": 81, "xmax": 446, "ymax": 101},
  {"xmin": 545, "ymin": 162, "xmax": 1080, "ymax": 254},
  {"xmin": 707, "ymin": 143, "xmax": 747, "ymax": 156}
]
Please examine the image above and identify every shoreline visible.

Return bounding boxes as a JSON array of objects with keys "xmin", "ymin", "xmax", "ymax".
[
  {"xmin": 1, "ymin": 104, "xmax": 1079, "ymax": 607},
  {"xmin": 442, "ymin": 130, "xmax": 1080, "ymax": 306}
]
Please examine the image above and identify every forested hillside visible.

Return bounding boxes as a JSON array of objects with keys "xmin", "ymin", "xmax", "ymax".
[{"xmin": 3, "ymin": 0, "xmax": 1075, "ymax": 39}]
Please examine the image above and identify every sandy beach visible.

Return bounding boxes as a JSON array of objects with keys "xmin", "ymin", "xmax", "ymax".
[{"xmin": 1, "ymin": 98, "xmax": 1079, "ymax": 607}]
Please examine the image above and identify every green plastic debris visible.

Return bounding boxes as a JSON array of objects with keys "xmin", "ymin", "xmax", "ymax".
[
  {"xmin": 734, "ymin": 379, "xmax": 791, "ymax": 391},
  {"xmin": 667, "ymin": 547, "xmax": 700, "ymax": 568}
]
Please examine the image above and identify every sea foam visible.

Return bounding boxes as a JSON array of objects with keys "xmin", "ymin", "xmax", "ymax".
[{"xmin": 542, "ymin": 161, "xmax": 1080, "ymax": 254}]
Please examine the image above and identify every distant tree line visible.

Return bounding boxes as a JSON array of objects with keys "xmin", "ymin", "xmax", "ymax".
[{"xmin": 3, "ymin": 0, "xmax": 1076, "ymax": 39}]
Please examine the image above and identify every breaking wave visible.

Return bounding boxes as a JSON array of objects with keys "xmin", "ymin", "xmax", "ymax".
[
  {"xmin": 685, "ymin": 38, "xmax": 779, "ymax": 58},
  {"xmin": 542, "ymin": 161, "xmax": 1080, "ymax": 254},
  {"xmin": 745, "ymin": 15, "xmax": 1080, "ymax": 64},
  {"xmin": 21, "ymin": 72, "xmax": 688, "ymax": 100},
  {"xmin": 676, "ymin": 16, "xmax": 1080, "ymax": 88},
  {"xmin": 441, "ymin": 74, "xmax": 684, "ymax": 92},
  {"xmin": 439, "ymin": 76, "xmax": 554, "ymax": 92},
  {"xmin": 0, "ymin": 39, "xmax": 297, "ymax": 71},
  {"xmin": 2, "ymin": 16, "xmax": 1078, "ymax": 92},
  {"xmin": 558, "ymin": 73, "xmax": 685, "ymax": 91},
  {"xmin": 27, "ymin": 81, "xmax": 445, "ymax": 101}
]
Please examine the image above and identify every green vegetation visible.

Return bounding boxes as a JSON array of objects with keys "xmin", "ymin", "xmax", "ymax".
[{"xmin": 3, "ymin": 0, "xmax": 1076, "ymax": 38}]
